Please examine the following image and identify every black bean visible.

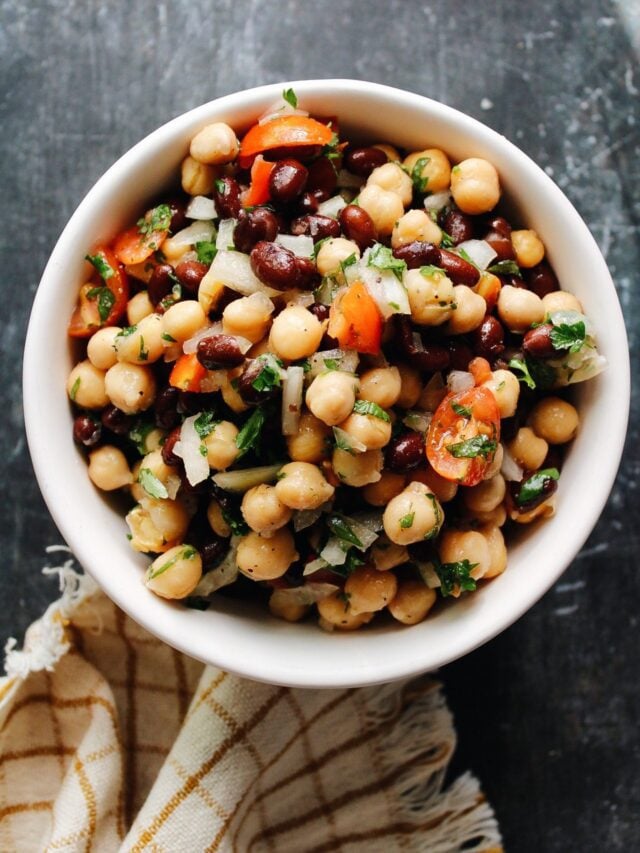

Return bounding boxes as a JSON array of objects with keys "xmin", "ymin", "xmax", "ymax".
[
  {"xmin": 161, "ymin": 426, "xmax": 182, "ymax": 467},
  {"xmin": 294, "ymin": 256, "xmax": 319, "ymax": 290},
  {"xmin": 250, "ymin": 241, "xmax": 300, "ymax": 290},
  {"xmin": 523, "ymin": 324, "xmax": 556, "ymax": 358},
  {"xmin": 392, "ymin": 241, "xmax": 440, "ymax": 269},
  {"xmin": 101, "ymin": 405, "xmax": 133, "ymax": 435},
  {"xmin": 213, "ymin": 176, "xmax": 242, "ymax": 219},
  {"xmin": 268, "ymin": 159, "xmax": 308, "ymax": 203},
  {"xmin": 309, "ymin": 303, "xmax": 330, "ymax": 322},
  {"xmin": 339, "ymin": 205, "xmax": 377, "ymax": 250},
  {"xmin": 446, "ymin": 339, "xmax": 474, "ymax": 371},
  {"xmin": 440, "ymin": 209, "xmax": 474, "ymax": 244},
  {"xmin": 296, "ymin": 189, "xmax": 329, "ymax": 215},
  {"xmin": 73, "ymin": 415, "xmax": 101, "ymax": 447},
  {"xmin": 386, "ymin": 431, "xmax": 425, "ymax": 472},
  {"xmin": 484, "ymin": 216, "xmax": 512, "ymax": 238},
  {"xmin": 394, "ymin": 316, "xmax": 451, "ymax": 372},
  {"xmin": 233, "ymin": 208, "xmax": 279, "ymax": 254},
  {"xmin": 471, "ymin": 316, "xmax": 505, "ymax": 359},
  {"xmin": 148, "ymin": 263, "xmax": 175, "ymax": 306},
  {"xmin": 201, "ymin": 536, "xmax": 230, "ymax": 571},
  {"xmin": 166, "ymin": 196, "xmax": 188, "ymax": 232},
  {"xmin": 237, "ymin": 359, "xmax": 279, "ymax": 404},
  {"xmin": 306, "ymin": 157, "xmax": 338, "ymax": 195},
  {"xmin": 290, "ymin": 214, "xmax": 341, "ymax": 241},
  {"xmin": 438, "ymin": 248, "xmax": 480, "ymax": 285},
  {"xmin": 154, "ymin": 386, "xmax": 181, "ymax": 430},
  {"xmin": 197, "ymin": 334, "xmax": 245, "ymax": 369},
  {"xmin": 484, "ymin": 231, "xmax": 515, "ymax": 261},
  {"xmin": 525, "ymin": 261, "xmax": 559, "ymax": 298},
  {"xmin": 344, "ymin": 146, "xmax": 387, "ymax": 177},
  {"xmin": 174, "ymin": 260, "xmax": 208, "ymax": 295}
]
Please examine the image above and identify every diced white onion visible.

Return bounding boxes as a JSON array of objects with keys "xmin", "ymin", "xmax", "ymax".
[
  {"xmin": 216, "ymin": 219, "xmax": 236, "ymax": 251},
  {"xmin": 258, "ymin": 99, "xmax": 309, "ymax": 124},
  {"xmin": 185, "ymin": 195, "xmax": 218, "ymax": 220},
  {"xmin": 169, "ymin": 220, "xmax": 215, "ymax": 248},
  {"xmin": 282, "ymin": 366, "xmax": 305, "ymax": 436},
  {"xmin": 317, "ymin": 194, "xmax": 347, "ymax": 219},
  {"xmin": 271, "ymin": 582, "xmax": 339, "ymax": 606},
  {"xmin": 201, "ymin": 250, "xmax": 280, "ymax": 298},
  {"xmin": 564, "ymin": 353, "xmax": 607, "ymax": 384},
  {"xmin": 173, "ymin": 415, "xmax": 210, "ymax": 487},
  {"xmin": 182, "ymin": 323, "xmax": 216, "ymax": 354},
  {"xmin": 403, "ymin": 411, "xmax": 433, "ymax": 433},
  {"xmin": 358, "ymin": 255, "xmax": 410, "ymax": 317},
  {"xmin": 332, "ymin": 426, "xmax": 367, "ymax": 454},
  {"xmin": 447, "ymin": 370, "xmax": 475, "ymax": 393},
  {"xmin": 501, "ymin": 445, "xmax": 524, "ymax": 482},
  {"xmin": 288, "ymin": 290, "xmax": 315, "ymax": 307},
  {"xmin": 303, "ymin": 557, "xmax": 330, "ymax": 576},
  {"xmin": 199, "ymin": 370, "xmax": 228, "ymax": 393},
  {"xmin": 212, "ymin": 464, "xmax": 283, "ymax": 492},
  {"xmin": 293, "ymin": 507, "xmax": 324, "ymax": 531},
  {"xmin": 163, "ymin": 342, "xmax": 182, "ymax": 363},
  {"xmin": 455, "ymin": 240, "xmax": 497, "ymax": 271},
  {"xmin": 320, "ymin": 537, "xmax": 348, "ymax": 566},
  {"xmin": 275, "ymin": 233, "xmax": 314, "ymax": 257},
  {"xmin": 346, "ymin": 514, "xmax": 381, "ymax": 550},
  {"xmin": 417, "ymin": 561, "xmax": 441, "ymax": 589},
  {"xmin": 191, "ymin": 537, "xmax": 240, "ymax": 596},
  {"xmin": 424, "ymin": 190, "xmax": 452, "ymax": 212},
  {"xmin": 337, "ymin": 169, "xmax": 364, "ymax": 189},
  {"xmin": 306, "ymin": 348, "xmax": 359, "ymax": 378}
]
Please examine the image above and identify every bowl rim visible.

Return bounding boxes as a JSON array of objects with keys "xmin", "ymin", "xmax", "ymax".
[{"xmin": 23, "ymin": 79, "xmax": 630, "ymax": 687}]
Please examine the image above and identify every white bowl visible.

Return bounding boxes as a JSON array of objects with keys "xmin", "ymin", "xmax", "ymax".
[{"xmin": 24, "ymin": 80, "xmax": 629, "ymax": 688}]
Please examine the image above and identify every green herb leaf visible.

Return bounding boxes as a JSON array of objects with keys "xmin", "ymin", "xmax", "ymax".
[
  {"xmin": 85, "ymin": 253, "xmax": 114, "ymax": 280},
  {"xmin": 300, "ymin": 358, "xmax": 311, "ymax": 373},
  {"xmin": 137, "ymin": 204, "xmax": 172, "ymax": 236},
  {"xmin": 161, "ymin": 332, "xmax": 177, "ymax": 343},
  {"xmin": 70, "ymin": 377, "xmax": 81, "ymax": 401},
  {"xmin": 451, "ymin": 402, "xmax": 472, "ymax": 418},
  {"xmin": 352, "ymin": 399, "xmax": 391, "ymax": 422},
  {"xmin": 194, "ymin": 411, "xmax": 218, "ymax": 439},
  {"xmin": 433, "ymin": 557, "xmax": 478, "ymax": 597},
  {"xmin": 456, "ymin": 247, "xmax": 477, "ymax": 267},
  {"xmin": 195, "ymin": 241, "xmax": 217, "ymax": 266},
  {"xmin": 138, "ymin": 335, "xmax": 149, "ymax": 361},
  {"xmin": 199, "ymin": 444, "xmax": 208, "ymax": 457},
  {"xmin": 439, "ymin": 231, "xmax": 455, "ymax": 249},
  {"xmin": 419, "ymin": 265, "xmax": 445, "ymax": 278},
  {"xmin": 410, "ymin": 156, "xmax": 430, "ymax": 193},
  {"xmin": 516, "ymin": 468, "xmax": 560, "ymax": 507},
  {"xmin": 282, "ymin": 87, "xmax": 298, "ymax": 108},
  {"xmin": 340, "ymin": 252, "xmax": 358, "ymax": 275},
  {"xmin": 138, "ymin": 468, "xmax": 169, "ymax": 500},
  {"xmin": 86, "ymin": 286, "xmax": 116, "ymax": 323},
  {"xmin": 549, "ymin": 320, "xmax": 586, "ymax": 354},
  {"xmin": 312, "ymin": 236, "xmax": 331, "ymax": 259},
  {"xmin": 424, "ymin": 494, "xmax": 443, "ymax": 540},
  {"xmin": 488, "ymin": 259, "xmax": 521, "ymax": 276},
  {"xmin": 251, "ymin": 356, "xmax": 283, "ymax": 393},
  {"xmin": 235, "ymin": 408, "xmax": 266, "ymax": 456},
  {"xmin": 323, "ymin": 358, "xmax": 339, "ymax": 371},
  {"xmin": 128, "ymin": 421, "xmax": 156, "ymax": 455},
  {"xmin": 447, "ymin": 434, "xmax": 497, "ymax": 459},
  {"xmin": 333, "ymin": 427, "xmax": 355, "ymax": 454},
  {"xmin": 328, "ymin": 549, "xmax": 364, "ymax": 578},
  {"xmin": 367, "ymin": 243, "xmax": 407, "ymax": 281},
  {"xmin": 327, "ymin": 515, "xmax": 363, "ymax": 549},
  {"xmin": 321, "ymin": 132, "xmax": 341, "ymax": 162},
  {"xmin": 117, "ymin": 325, "xmax": 137, "ymax": 338},
  {"xmin": 509, "ymin": 356, "xmax": 556, "ymax": 391},
  {"xmin": 221, "ymin": 506, "xmax": 249, "ymax": 537},
  {"xmin": 399, "ymin": 511, "xmax": 415, "ymax": 529},
  {"xmin": 148, "ymin": 545, "xmax": 197, "ymax": 580}
]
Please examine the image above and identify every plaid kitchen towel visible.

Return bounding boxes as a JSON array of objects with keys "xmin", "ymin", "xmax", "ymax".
[{"xmin": 0, "ymin": 549, "xmax": 501, "ymax": 852}]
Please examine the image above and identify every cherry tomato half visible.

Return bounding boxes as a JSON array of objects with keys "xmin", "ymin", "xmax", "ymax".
[
  {"xmin": 238, "ymin": 115, "xmax": 335, "ymax": 168},
  {"xmin": 113, "ymin": 204, "xmax": 171, "ymax": 266},
  {"xmin": 328, "ymin": 281, "xmax": 383, "ymax": 355},
  {"xmin": 68, "ymin": 246, "xmax": 129, "ymax": 338}
]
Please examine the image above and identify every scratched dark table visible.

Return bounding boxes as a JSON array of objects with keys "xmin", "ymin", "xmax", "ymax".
[{"xmin": 2, "ymin": 0, "xmax": 638, "ymax": 849}]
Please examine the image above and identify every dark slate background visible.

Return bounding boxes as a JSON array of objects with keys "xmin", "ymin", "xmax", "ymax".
[{"xmin": 2, "ymin": 1, "xmax": 638, "ymax": 849}]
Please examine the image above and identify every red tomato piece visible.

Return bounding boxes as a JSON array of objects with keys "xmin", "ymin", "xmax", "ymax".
[
  {"xmin": 468, "ymin": 356, "xmax": 492, "ymax": 386},
  {"xmin": 426, "ymin": 386, "xmax": 501, "ymax": 486},
  {"xmin": 327, "ymin": 281, "xmax": 383, "ymax": 355},
  {"xmin": 68, "ymin": 247, "xmax": 129, "ymax": 338},
  {"xmin": 238, "ymin": 116, "xmax": 335, "ymax": 168},
  {"xmin": 243, "ymin": 155, "xmax": 274, "ymax": 207},
  {"xmin": 113, "ymin": 204, "xmax": 171, "ymax": 265},
  {"xmin": 169, "ymin": 354, "xmax": 207, "ymax": 393}
]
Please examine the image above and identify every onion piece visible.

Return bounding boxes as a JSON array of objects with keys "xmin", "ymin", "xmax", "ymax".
[
  {"xmin": 359, "ymin": 259, "xmax": 411, "ymax": 317},
  {"xmin": 347, "ymin": 513, "xmax": 382, "ymax": 549},
  {"xmin": 455, "ymin": 240, "xmax": 497, "ymax": 271},
  {"xmin": 403, "ymin": 411, "xmax": 433, "ymax": 433},
  {"xmin": 501, "ymin": 445, "xmax": 524, "ymax": 482},
  {"xmin": 258, "ymin": 99, "xmax": 309, "ymax": 124},
  {"xmin": 185, "ymin": 195, "xmax": 218, "ymax": 220},
  {"xmin": 199, "ymin": 370, "xmax": 228, "ymax": 393},
  {"xmin": 212, "ymin": 464, "xmax": 283, "ymax": 492},
  {"xmin": 320, "ymin": 537, "xmax": 348, "ymax": 566},
  {"xmin": 191, "ymin": 537, "xmax": 240, "ymax": 596},
  {"xmin": 282, "ymin": 366, "xmax": 305, "ymax": 436},
  {"xmin": 270, "ymin": 582, "xmax": 339, "ymax": 607},
  {"xmin": 169, "ymin": 220, "xmax": 215, "ymax": 248},
  {"xmin": 173, "ymin": 415, "xmax": 210, "ymax": 487},
  {"xmin": 424, "ymin": 190, "xmax": 452, "ymax": 212},
  {"xmin": 417, "ymin": 561, "xmax": 441, "ymax": 589},
  {"xmin": 447, "ymin": 370, "xmax": 475, "ymax": 393},
  {"xmin": 201, "ymin": 250, "xmax": 280, "ymax": 298},
  {"xmin": 303, "ymin": 557, "xmax": 330, "ymax": 576},
  {"xmin": 287, "ymin": 290, "xmax": 315, "ymax": 307},
  {"xmin": 332, "ymin": 426, "xmax": 367, "ymax": 454},
  {"xmin": 182, "ymin": 323, "xmax": 216, "ymax": 355},
  {"xmin": 337, "ymin": 169, "xmax": 364, "ymax": 189},
  {"xmin": 275, "ymin": 233, "xmax": 314, "ymax": 258},
  {"xmin": 317, "ymin": 194, "xmax": 347, "ymax": 219},
  {"xmin": 306, "ymin": 348, "xmax": 359, "ymax": 378},
  {"xmin": 216, "ymin": 219, "xmax": 236, "ymax": 251},
  {"xmin": 293, "ymin": 507, "xmax": 324, "ymax": 532}
]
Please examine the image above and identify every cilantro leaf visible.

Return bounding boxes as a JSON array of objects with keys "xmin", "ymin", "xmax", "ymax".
[
  {"xmin": 235, "ymin": 408, "xmax": 266, "ymax": 456},
  {"xmin": 194, "ymin": 411, "xmax": 219, "ymax": 439},
  {"xmin": 367, "ymin": 243, "xmax": 407, "ymax": 281},
  {"xmin": 333, "ymin": 427, "xmax": 356, "ymax": 454},
  {"xmin": 433, "ymin": 557, "xmax": 478, "ymax": 597},
  {"xmin": 137, "ymin": 204, "xmax": 172, "ymax": 236},
  {"xmin": 451, "ymin": 402, "xmax": 472, "ymax": 418},
  {"xmin": 138, "ymin": 468, "xmax": 169, "ymax": 500},
  {"xmin": 161, "ymin": 332, "xmax": 176, "ymax": 343},
  {"xmin": 509, "ymin": 356, "xmax": 556, "ymax": 391},
  {"xmin": 549, "ymin": 320, "xmax": 586, "ymax": 354},
  {"xmin": 86, "ymin": 286, "xmax": 115, "ymax": 323},
  {"xmin": 353, "ymin": 399, "xmax": 391, "ymax": 422},
  {"xmin": 128, "ymin": 421, "xmax": 156, "ymax": 455},
  {"xmin": 399, "ymin": 511, "xmax": 415, "ymax": 529},
  {"xmin": 488, "ymin": 259, "xmax": 521, "ymax": 276},
  {"xmin": 326, "ymin": 515, "xmax": 363, "ymax": 549},
  {"xmin": 221, "ymin": 506, "xmax": 249, "ymax": 537},
  {"xmin": 516, "ymin": 468, "xmax": 560, "ymax": 507},
  {"xmin": 117, "ymin": 325, "xmax": 137, "ymax": 338},
  {"xmin": 327, "ymin": 549, "xmax": 364, "ymax": 578},
  {"xmin": 321, "ymin": 132, "xmax": 341, "ymax": 162},
  {"xmin": 410, "ymin": 156, "xmax": 430, "ymax": 193},
  {"xmin": 420, "ymin": 265, "xmax": 445, "ymax": 277},
  {"xmin": 340, "ymin": 252, "xmax": 358, "ymax": 275},
  {"xmin": 85, "ymin": 253, "xmax": 114, "ymax": 280},
  {"xmin": 251, "ymin": 356, "xmax": 283, "ymax": 393},
  {"xmin": 439, "ymin": 231, "xmax": 455, "ymax": 249},
  {"xmin": 447, "ymin": 434, "xmax": 497, "ymax": 459},
  {"xmin": 323, "ymin": 358, "xmax": 339, "ymax": 371},
  {"xmin": 148, "ymin": 545, "xmax": 197, "ymax": 580},
  {"xmin": 195, "ymin": 241, "xmax": 217, "ymax": 265},
  {"xmin": 282, "ymin": 87, "xmax": 298, "ymax": 108}
]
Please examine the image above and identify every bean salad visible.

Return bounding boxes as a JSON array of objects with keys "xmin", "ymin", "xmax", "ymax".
[{"xmin": 66, "ymin": 89, "xmax": 605, "ymax": 630}]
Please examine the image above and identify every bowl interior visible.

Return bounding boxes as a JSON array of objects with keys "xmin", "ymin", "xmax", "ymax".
[{"xmin": 23, "ymin": 80, "xmax": 629, "ymax": 687}]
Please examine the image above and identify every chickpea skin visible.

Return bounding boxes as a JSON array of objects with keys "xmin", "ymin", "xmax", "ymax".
[
  {"xmin": 371, "ymin": 539, "xmax": 409, "ymax": 571},
  {"xmin": 402, "ymin": 148, "xmax": 452, "ymax": 194},
  {"xmin": 404, "ymin": 268, "xmax": 456, "ymax": 326},
  {"xmin": 275, "ymin": 461, "xmax": 335, "ymax": 510},
  {"xmin": 357, "ymin": 184, "xmax": 405, "ymax": 236},
  {"xmin": 88, "ymin": 445, "xmax": 133, "ymax": 491},
  {"xmin": 542, "ymin": 290, "xmax": 583, "ymax": 314},
  {"xmin": 482, "ymin": 369, "xmax": 520, "ymax": 418},
  {"xmin": 145, "ymin": 545, "xmax": 203, "ymax": 599},
  {"xmin": 67, "ymin": 361, "xmax": 109, "ymax": 409},
  {"xmin": 358, "ymin": 366, "xmax": 402, "ymax": 408},
  {"xmin": 286, "ymin": 411, "xmax": 331, "ymax": 463},
  {"xmin": 87, "ymin": 327, "xmax": 120, "ymax": 370},
  {"xmin": 236, "ymin": 528, "xmax": 298, "ymax": 580},
  {"xmin": 268, "ymin": 305, "xmax": 324, "ymax": 361},
  {"xmin": 479, "ymin": 525, "xmax": 508, "ymax": 578},
  {"xmin": 317, "ymin": 593, "xmax": 374, "ymax": 631},
  {"xmin": 438, "ymin": 530, "xmax": 491, "ymax": 580},
  {"xmin": 391, "ymin": 209, "xmax": 442, "ymax": 249},
  {"xmin": 332, "ymin": 447, "xmax": 383, "ymax": 487},
  {"xmin": 497, "ymin": 285, "xmax": 545, "ymax": 332},
  {"xmin": 367, "ymin": 162, "xmax": 413, "ymax": 206},
  {"xmin": 223, "ymin": 294, "xmax": 274, "ymax": 343},
  {"xmin": 306, "ymin": 370, "xmax": 359, "ymax": 426},
  {"xmin": 203, "ymin": 421, "xmax": 240, "ymax": 470},
  {"xmin": 395, "ymin": 364, "xmax": 422, "ymax": 409},
  {"xmin": 345, "ymin": 566, "xmax": 398, "ymax": 615},
  {"xmin": 511, "ymin": 229, "xmax": 545, "ymax": 268},
  {"xmin": 241, "ymin": 484, "xmax": 292, "ymax": 534},
  {"xmin": 508, "ymin": 427, "xmax": 549, "ymax": 471},
  {"xmin": 190, "ymin": 122, "xmax": 239, "ymax": 165},
  {"xmin": 363, "ymin": 471, "xmax": 406, "ymax": 506},
  {"xmin": 388, "ymin": 581, "xmax": 437, "ymax": 625},
  {"xmin": 446, "ymin": 285, "xmax": 486, "ymax": 334},
  {"xmin": 315, "ymin": 238, "xmax": 360, "ymax": 278},
  {"xmin": 450, "ymin": 158, "xmax": 500, "ymax": 215},
  {"xmin": 383, "ymin": 481, "xmax": 443, "ymax": 546},
  {"xmin": 408, "ymin": 467, "xmax": 458, "ymax": 503},
  {"xmin": 127, "ymin": 290, "xmax": 154, "ymax": 325},
  {"xmin": 181, "ymin": 155, "xmax": 219, "ymax": 196},
  {"xmin": 528, "ymin": 397, "xmax": 579, "ymax": 444},
  {"xmin": 207, "ymin": 499, "xmax": 232, "ymax": 538},
  {"xmin": 104, "ymin": 362, "xmax": 156, "ymax": 414},
  {"xmin": 464, "ymin": 473, "xmax": 506, "ymax": 515},
  {"xmin": 337, "ymin": 411, "xmax": 392, "ymax": 450},
  {"xmin": 162, "ymin": 301, "xmax": 207, "ymax": 344}
]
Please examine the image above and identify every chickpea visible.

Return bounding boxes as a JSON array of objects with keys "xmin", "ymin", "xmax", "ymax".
[
  {"xmin": 145, "ymin": 497, "xmax": 190, "ymax": 543},
  {"xmin": 508, "ymin": 427, "xmax": 549, "ymax": 471},
  {"xmin": 160, "ymin": 235, "xmax": 191, "ymax": 264},
  {"xmin": 358, "ymin": 366, "xmax": 401, "ymax": 409},
  {"xmin": 241, "ymin": 484, "xmax": 292, "ymax": 534},
  {"xmin": 372, "ymin": 143, "xmax": 400, "ymax": 162},
  {"xmin": 542, "ymin": 290, "xmax": 583, "ymax": 314},
  {"xmin": 268, "ymin": 305, "xmax": 323, "ymax": 361},
  {"xmin": 371, "ymin": 538, "xmax": 409, "ymax": 571},
  {"xmin": 221, "ymin": 374, "xmax": 249, "ymax": 413},
  {"xmin": 404, "ymin": 267, "xmax": 456, "ymax": 326},
  {"xmin": 223, "ymin": 293, "xmax": 274, "ymax": 343},
  {"xmin": 438, "ymin": 529, "xmax": 491, "ymax": 581},
  {"xmin": 275, "ymin": 461, "xmax": 335, "ymax": 510},
  {"xmin": 286, "ymin": 411, "xmax": 331, "ymax": 463},
  {"xmin": 511, "ymin": 229, "xmax": 545, "ymax": 268},
  {"xmin": 135, "ymin": 449, "xmax": 181, "ymax": 499},
  {"xmin": 483, "ymin": 442, "xmax": 504, "ymax": 480},
  {"xmin": 126, "ymin": 503, "xmax": 166, "ymax": 552},
  {"xmin": 306, "ymin": 370, "xmax": 359, "ymax": 426},
  {"xmin": 357, "ymin": 184, "xmax": 404, "ymax": 236},
  {"xmin": 162, "ymin": 300, "xmax": 207, "ymax": 344},
  {"xmin": 418, "ymin": 375, "xmax": 447, "ymax": 412},
  {"xmin": 472, "ymin": 503, "xmax": 507, "ymax": 528},
  {"xmin": 317, "ymin": 593, "xmax": 374, "ymax": 631},
  {"xmin": 67, "ymin": 360, "xmax": 109, "ymax": 409},
  {"xmin": 333, "ymin": 443, "xmax": 382, "ymax": 484},
  {"xmin": 104, "ymin": 362, "xmax": 156, "ymax": 414},
  {"xmin": 345, "ymin": 566, "xmax": 398, "ymax": 615},
  {"xmin": 337, "ymin": 411, "xmax": 392, "ymax": 451},
  {"xmin": 367, "ymin": 162, "xmax": 413, "ymax": 206},
  {"xmin": 207, "ymin": 499, "xmax": 231, "ymax": 538},
  {"xmin": 127, "ymin": 291, "xmax": 154, "ymax": 325},
  {"xmin": 528, "ymin": 397, "xmax": 579, "ymax": 445},
  {"xmin": 236, "ymin": 528, "xmax": 298, "ymax": 580},
  {"xmin": 88, "ymin": 445, "xmax": 132, "ymax": 491},
  {"xmin": 408, "ymin": 467, "xmax": 458, "ymax": 503},
  {"xmin": 402, "ymin": 148, "xmax": 452, "ymax": 194},
  {"xmin": 202, "ymin": 420, "xmax": 240, "ymax": 470},
  {"xmin": 391, "ymin": 209, "xmax": 442, "ymax": 249},
  {"xmin": 395, "ymin": 364, "xmax": 422, "ymax": 409},
  {"xmin": 363, "ymin": 471, "xmax": 406, "ymax": 506},
  {"xmin": 269, "ymin": 590, "xmax": 308, "ymax": 623},
  {"xmin": 181, "ymin": 155, "xmax": 219, "ymax": 196},
  {"xmin": 190, "ymin": 122, "xmax": 239, "ymax": 165},
  {"xmin": 482, "ymin": 369, "xmax": 520, "ymax": 418},
  {"xmin": 450, "ymin": 158, "xmax": 500, "ymax": 215},
  {"xmin": 497, "ymin": 285, "xmax": 545, "ymax": 332},
  {"xmin": 510, "ymin": 496, "xmax": 556, "ymax": 524},
  {"xmin": 87, "ymin": 327, "xmax": 120, "ymax": 370},
  {"xmin": 383, "ymin": 481, "xmax": 443, "ymax": 546},
  {"xmin": 315, "ymin": 238, "xmax": 360, "ymax": 278},
  {"xmin": 115, "ymin": 314, "xmax": 164, "ymax": 365},
  {"xmin": 145, "ymin": 545, "xmax": 203, "ymax": 599},
  {"xmin": 446, "ymin": 285, "xmax": 486, "ymax": 334},
  {"xmin": 464, "ymin": 473, "xmax": 506, "ymax": 514},
  {"xmin": 388, "ymin": 581, "xmax": 437, "ymax": 625},
  {"xmin": 479, "ymin": 525, "xmax": 507, "ymax": 578}
]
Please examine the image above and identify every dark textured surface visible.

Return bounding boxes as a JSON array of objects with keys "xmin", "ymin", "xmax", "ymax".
[{"xmin": 1, "ymin": 0, "xmax": 638, "ymax": 849}]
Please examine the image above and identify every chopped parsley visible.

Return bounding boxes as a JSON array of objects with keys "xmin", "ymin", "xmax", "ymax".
[
  {"xmin": 85, "ymin": 253, "xmax": 114, "ymax": 280},
  {"xmin": 433, "ymin": 558, "xmax": 478, "ymax": 597},
  {"xmin": 221, "ymin": 506, "xmax": 249, "ymax": 537},
  {"xmin": 312, "ymin": 236, "xmax": 331, "ymax": 259},
  {"xmin": 282, "ymin": 87, "xmax": 298, "ymax": 108},
  {"xmin": 327, "ymin": 515, "xmax": 363, "ymax": 549},
  {"xmin": 148, "ymin": 545, "xmax": 197, "ymax": 580},
  {"xmin": 488, "ymin": 259, "xmax": 521, "ymax": 276},
  {"xmin": 410, "ymin": 156, "xmax": 430, "ymax": 193},
  {"xmin": 424, "ymin": 493, "xmax": 443, "ymax": 540},
  {"xmin": 235, "ymin": 408, "xmax": 266, "ymax": 456},
  {"xmin": 399, "ymin": 511, "xmax": 415, "ymax": 529},
  {"xmin": 194, "ymin": 411, "xmax": 219, "ymax": 439},
  {"xmin": 328, "ymin": 549, "xmax": 364, "ymax": 578},
  {"xmin": 516, "ymin": 468, "xmax": 560, "ymax": 507},
  {"xmin": 137, "ymin": 203, "xmax": 172, "ymax": 236},
  {"xmin": 251, "ymin": 356, "xmax": 283, "ymax": 393},
  {"xmin": 117, "ymin": 324, "xmax": 137, "ymax": 338},
  {"xmin": 509, "ymin": 356, "xmax": 556, "ymax": 391},
  {"xmin": 439, "ymin": 231, "xmax": 455, "ymax": 249},
  {"xmin": 128, "ymin": 421, "xmax": 156, "ymax": 455},
  {"xmin": 340, "ymin": 252, "xmax": 358, "ymax": 276},
  {"xmin": 321, "ymin": 132, "xmax": 342, "ymax": 162},
  {"xmin": 161, "ymin": 332, "xmax": 176, "ymax": 343},
  {"xmin": 447, "ymin": 434, "xmax": 497, "ymax": 459},
  {"xmin": 138, "ymin": 336, "xmax": 149, "ymax": 361},
  {"xmin": 214, "ymin": 178, "xmax": 226, "ymax": 194},
  {"xmin": 367, "ymin": 243, "xmax": 407, "ymax": 281},
  {"xmin": 420, "ymin": 264, "xmax": 445, "ymax": 278},
  {"xmin": 549, "ymin": 320, "xmax": 586, "ymax": 354},
  {"xmin": 323, "ymin": 358, "xmax": 339, "ymax": 371},
  {"xmin": 86, "ymin": 286, "xmax": 115, "ymax": 323},
  {"xmin": 352, "ymin": 399, "xmax": 391, "ymax": 422},
  {"xmin": 195, "ymin": 241, "xmax": 217, "ymax": 266},
  {"xmin": 451, "ymin": 402, "xmax": 472, "ymax": 418},
  {"xmin": 70, "ymin": 377, "xmax": 81, "ymax": 401},
  {"xmin": 138, "ymin": 468, "xmax": 169, "ymax": 500},
  {"xmin": 456, "ymin": 247, "xmax": 477, "ymax": 267},
  {"xmin": 333, "ymin": 427, "xmax": 355, "ymax": 454}
]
